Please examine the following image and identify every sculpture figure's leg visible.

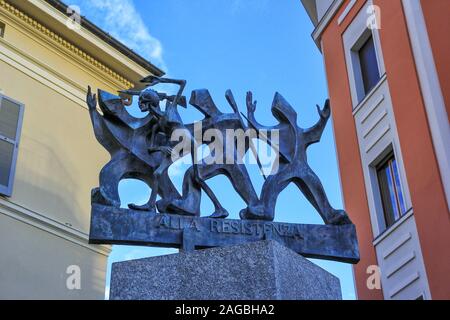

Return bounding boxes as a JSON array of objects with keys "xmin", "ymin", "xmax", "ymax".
[
  {"xmin": 157, "ymin": 167, "xmax": 181, "ymax": 200},
  {"xmin": 167, "ymin": 157, "xmax": 229, "ymax": 218},
  {"xmin": 127, "ymin": 179, "xmax": 157, "ymax": 213},
  {"xmin": 190, "ymin": 160, "xmax": 230, "ymax": 218},
  {"xmin": 164, "ymin": 166, "xmax": 201, "ymax": 216},
  {"xmin": 241, "ymin": 168, "xmax": 293, "ymax": 221},
  {"xmin": 195, "ymin": 169, "xmax": 229, "ymax": 219},
  {"xmin": 94, "ymin": 154, "xmax": 129, "ymax": 207},
  {"xmin": 130, "ymin": 166, "xmax": 181, "ymax": 212},
  {"xmin": 154, "ymin": 167, "xmax": 182, "ymax": 212},
  {"xmin": 146, "ymin": 176, "xmax": 159, "ymax": 214},
  {"xmin": 295, "ymin": 164, "xmax": 352, "ymax": 225},
  {"xmin": 129, "ymin": 156, "xmax": 173, "ymax": 213},
  {"xmin": 223, "ymin": 164, "xmax": 259, "ymax": 207}
]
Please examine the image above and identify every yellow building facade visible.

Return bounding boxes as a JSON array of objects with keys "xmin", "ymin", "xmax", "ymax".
[{"xmin": 0, "ymin": 0, "xmax": 162, "ymax": 299}]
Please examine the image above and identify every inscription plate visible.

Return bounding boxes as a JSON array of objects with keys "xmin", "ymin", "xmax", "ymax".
[{"xmin": 90, "ymin": 204, "xmax": 359, "ymax": 263}]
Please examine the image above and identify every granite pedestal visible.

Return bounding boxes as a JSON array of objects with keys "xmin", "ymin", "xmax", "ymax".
[{"xmin": 110, "ymin": 240, "xmax": 342, "ymax": 300}]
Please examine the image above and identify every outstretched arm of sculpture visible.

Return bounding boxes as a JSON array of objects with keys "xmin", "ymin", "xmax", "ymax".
[
  {"xmin": 245, "ymin": 91, "xmax": 277, "ymax": 131},
  {"xmin": 142, "ymin": 76, "xmax": 186, "ymax": 109},
  {"xmin": 87, "ymin": 86, "xmax": 107, "ymax": 143},
  {"xmin": 303, "ymin": 99, "xmax": 330, "ymax": 146}
]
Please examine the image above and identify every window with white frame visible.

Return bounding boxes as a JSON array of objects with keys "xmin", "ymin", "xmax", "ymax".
[
  {"xmin": 0, "ymin": 94, "xmax": 24, "ymax": 197},
  {"xmin": 350, "ymin": 30, "xmax": 382, "ymax": 103},
  {"xmin": 343, "ymin": 1, "xmax": 385, "ymax": 108}
]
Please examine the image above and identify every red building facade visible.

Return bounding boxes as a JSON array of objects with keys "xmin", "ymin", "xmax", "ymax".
[{"xmin": 301, "ymin": 0, "xmax": 450, "ymax": 299}]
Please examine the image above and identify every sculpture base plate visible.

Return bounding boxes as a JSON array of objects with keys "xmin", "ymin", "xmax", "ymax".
[
  {"xmin": 90, "ymin": 204, "xmax": 359, "ymax": 263},
  {"xmin": 110, "ymin": 240, "xmax": 342, "ymax": 300}
]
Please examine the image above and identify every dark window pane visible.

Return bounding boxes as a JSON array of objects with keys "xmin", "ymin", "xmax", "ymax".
[
  {"xmin": 0, "ymin": 140, "xmax": 14, "ymax": 187},
  {"xmin": 359, "ymin": 35, "xmax": 380, "ymax": 95},
  {"xmin": 0, "ymin": 98, "xmax": 20, "ymax": 141}
]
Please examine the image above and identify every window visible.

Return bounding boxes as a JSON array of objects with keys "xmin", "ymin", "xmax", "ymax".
[
  {"xmin": 343, "ymin": 2, "xmax": 385, "ymax": 107},
  {"xmin": 358, "ymin": 35, "xmax": 380, "ymax": 95},
  {"xmin": 376, "ymin": 152, "xmax": 406, "ymax": 229},
  {"xmin": 0, "ymin": 95, "xmax": 24, "ymax": 197},
  {"xmin": 0, "ymin": 21, "xmax": 5, "ymax": 38}
]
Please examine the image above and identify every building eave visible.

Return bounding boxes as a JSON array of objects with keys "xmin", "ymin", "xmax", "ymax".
[
  {"xmin": 300, "ymin": 0, "xmax": 319, "ymax": 26},
  {"xmin": 301, "ymin": 0, "xmax": 345, "ymax": 52},
  {"xmin": 43, "ymin": 0, "xmax": 164, "ymax": 77},
  {"xmin": 6, "ymin": 0, "xmax": 164, "ymax": 88}
]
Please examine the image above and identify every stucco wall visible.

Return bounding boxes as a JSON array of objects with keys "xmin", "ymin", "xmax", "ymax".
[
  {"xmin": 0, "ymin": 213, "xmax": 107, "ymax": 299},
  {"xmin": 0, "ymin": 1, "xmax": 139, "ymax": 299}
]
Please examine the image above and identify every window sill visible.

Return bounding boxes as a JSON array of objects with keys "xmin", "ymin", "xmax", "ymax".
[
  {"xmin": 352, "ymin": 73, "xmax": 387, "ymax": 116},
  {"xmin": 372, "ymin": 207, "xmax": 414, "ymax": 246}
]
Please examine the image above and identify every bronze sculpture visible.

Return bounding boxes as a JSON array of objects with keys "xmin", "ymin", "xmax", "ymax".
[{"xmin": 88, "ymin": 76, "xmax": 359, "ymax": 263}]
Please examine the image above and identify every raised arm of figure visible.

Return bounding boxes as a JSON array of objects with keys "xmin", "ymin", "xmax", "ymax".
[
  {"xmin": 142, "ymin": 76, "xmax": 186, "ymax": 108},
  {"xmin": 87, "ymin": 86, "xmax": 107, "ymax": 143},
  {"xmin": 304, "ymin": 99, "xmax": 330, "ymax": 146},
  {"xmin": 245, "ymin": 91, "xmax": 279, "ymax": 131}
]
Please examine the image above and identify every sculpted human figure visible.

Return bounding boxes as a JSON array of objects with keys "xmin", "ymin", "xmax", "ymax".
[
  {"xmin": 163, "ymin": 89, "xmax": 260, "ymax": 218},
  {"xmin": 130, "ymin": 76, "xmax": 230, "ymax": 216},
  {"xmin": 240, "ymin": 91, "xmax": 352, "ymax": 225},
  {"xmin": 86, "ymin": 86, "xmax": 180, "ymax": 211}
]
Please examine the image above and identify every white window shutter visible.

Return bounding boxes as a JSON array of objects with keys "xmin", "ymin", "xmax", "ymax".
[{"xmin": 0, "ymin": 95, "xmax": 24, "ymax": 197}]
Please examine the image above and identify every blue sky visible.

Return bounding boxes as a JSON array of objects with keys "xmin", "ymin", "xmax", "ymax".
[{"xmin": 68, "ymin": 0, "xmax": 356, "ymax": 300}]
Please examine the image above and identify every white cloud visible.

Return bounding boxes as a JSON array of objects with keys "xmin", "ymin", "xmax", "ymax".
[{"xmin": 72, "ymin": 0, "xmax": 166, "ymax": 70}]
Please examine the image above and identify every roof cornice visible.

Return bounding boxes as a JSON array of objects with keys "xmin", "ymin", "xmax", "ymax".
[
  {"xmin": 43, "ymin": 0, "xmax": 164, "ymax": 77},
  {"xmin": 5, "ymin": 0, "xmax": 164, "ymax": 88},
  {"xmin": 309, "ymin": 0, "xmax": 345, "ymax": 52},
  {"xmin": 0, "ymin": 0, "xmax": 134, "ymax": 88}
]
